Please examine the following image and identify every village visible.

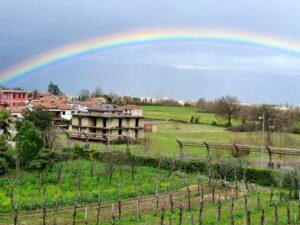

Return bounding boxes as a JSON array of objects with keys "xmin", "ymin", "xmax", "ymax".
[{"xmin": 0, "ymin": 86, "xmax": 148, "ymax": 143}]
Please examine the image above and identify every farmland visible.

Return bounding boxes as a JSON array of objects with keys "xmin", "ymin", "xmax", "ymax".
[{"xmin": 2, "ymin": 105, "xmax": 300, "ymax": 224}]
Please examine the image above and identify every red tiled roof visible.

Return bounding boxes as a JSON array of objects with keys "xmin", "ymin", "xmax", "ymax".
[
  {"xmin": 124, "ymin": 105, "xmax": 140, "ymax": 110},
  {"xmin": 84, "ymin": 98, "xmax": 106, "ymax": 107},
  {"xmin": 32, "ymin": 100, "xmax": 71, "ymax": 110}
]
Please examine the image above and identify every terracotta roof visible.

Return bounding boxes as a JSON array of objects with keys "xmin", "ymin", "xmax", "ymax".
[
  {"xmin": 85, "ymin": 98, "xmax": 107, "ymax": 107},
  {"xmin": 123, "ymin": 105, "xmax": 140, "ymax": 110},
  {"xmin": 32, "ymin": 100, "xmax": 71, "ymax": 110}
]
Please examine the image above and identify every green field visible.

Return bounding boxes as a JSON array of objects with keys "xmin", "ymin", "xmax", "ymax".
[
  {"xmin": 136, "ymin": 106, "xmax": 300, "ymax": 166},
  {"xmin": 67, "ymin": 106, "xmax": 300, "ymax": 166},
  {"xmin": 141, "ymin": 105, "xmax": 240, "ymax": 126}
]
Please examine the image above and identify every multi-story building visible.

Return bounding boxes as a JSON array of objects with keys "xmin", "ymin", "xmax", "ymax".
[
  {"xmin": 70, "ymin": 104, "xmax": 144, "ymax": 142},
  {"xmin": 0, "ymin": 89, "xmax": 28, "ymax": 117},
  {"xmin": 0, "ymin": 89, "xmax": 28, "ymax": 109}
]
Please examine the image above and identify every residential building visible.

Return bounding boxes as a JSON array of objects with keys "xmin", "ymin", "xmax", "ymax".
[
  {"xmin": 84, "ymin": 97, "xmax": 107, "ymax": 107},
  {"xmin": 122, "ymin": 105, "xmax": 143, "ymax": 116},
  {"xmin": 70, "ymin": 104, "xmax": 144, "ymax": 142},
  {"xmin": 0, "ymin": 89, "xmax": 28, "ymax": 108},
  {"xmin": 0, "ymin": 89, "xmax": 28, "ymax": 118},
  {"xmin": 29, "ymin": 99, "xmax": 73, "ymax": 121}
]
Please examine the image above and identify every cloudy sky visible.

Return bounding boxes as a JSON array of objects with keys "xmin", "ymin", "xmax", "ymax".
[{"xmin": 1, "ymin": 0, "xmax": 300, "ymax": 103}]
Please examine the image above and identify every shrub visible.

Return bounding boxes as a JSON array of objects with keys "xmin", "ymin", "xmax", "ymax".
[
  {"xmin": 72, "ymin": 143, "xmax": 86, "ymax": 158},
  {"xmin": 0, "ymin": 158, "xmax": 9, "ymax": 175},
  {"xmin": 227, "ymin": 123, "xmax": 257, "ymax": 132}
]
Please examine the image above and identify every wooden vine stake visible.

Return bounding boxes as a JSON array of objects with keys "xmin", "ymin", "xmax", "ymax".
[
  {"xmin": 169, "ymin": 193, "xmax": 174, "ymax": 214},
  {"xmin": 179, "ymin": 195, "xmax": 183, "ymax": 225},
  {"xmin": 230, "ymin": 194, "xmax": 235, "ymax": 225},
  {"xmin": 198, "ymin": 198, "xmax": 205, "ymax": 225},
  {"xmin": 274, "ymin": 203, "xmax": 279, "ymax": 225},
  {"xmin": 155, "ymin": 176, "xmax": 159, "ymax": 216},
  {"xmin": 186, "ymin": 185, "xmax": 191, "ymax": 211},
  {"xmin": 190, "ymin": 214, "xmax": 195, "ymax": 225},
  {"xmin": 217, "ymin": 195, "xmax": 221, "ymax": 221},
  {"xmin": 84, "ymin": 206, "xmax": 88, "ymax": 225},
  {"xmin": 269, "ymin": 185, "xmax": 274, "ymax": 206},
  {"xmin": 246, "ymin": 209, "xmax": 251, "ymax": 225},
  {"xmin": 118, "ymin": 182, "xmax": 122, "ymax": 219},
  {"xmin": 42, "ymin": 185, "xmax": 47, "ymax": 225},
  {"xmin": 287, "ymin": 201, "xmax": 291, "ymax": 225},
  {"xmin": 260, "ymin": 208, "xmax": 265, "ymax": 225},
  {"xmin": 111, "ymin": 204, "xmax": 116, "ymax": 225},
  {"xmin": 160, "ymin": 205, "xmax": 165, "ymax": 225}
]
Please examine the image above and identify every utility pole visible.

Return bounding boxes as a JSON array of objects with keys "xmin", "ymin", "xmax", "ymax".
[{"xmin": 259, "ymin": 112, "xmax": 265, "ymax": 169}]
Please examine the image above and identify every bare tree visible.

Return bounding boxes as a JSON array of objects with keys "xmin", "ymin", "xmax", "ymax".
[
  {"xmin": 214, "ymin": 95, "xmax": 240, "ymax": 127},
  {"xmin": 91, "ymin": 87, "xmax": 103, "ymax": 98},
  {"xmin": 78, "ymin": 89, "xmax": 90, "ymax": 101}
]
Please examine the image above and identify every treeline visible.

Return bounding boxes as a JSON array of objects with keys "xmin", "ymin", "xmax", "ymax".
[{"xmin": 196, "ymin": 96, "xmax": 300, "ymax": 131}]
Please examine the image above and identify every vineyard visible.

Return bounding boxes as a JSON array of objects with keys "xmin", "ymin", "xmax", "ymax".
[{"xmin": 0, "ymin": 155, "xmax": 300, "ymax": 225}]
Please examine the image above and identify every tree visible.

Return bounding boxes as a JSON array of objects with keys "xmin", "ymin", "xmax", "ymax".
[
  {"xmin": 91, "ymin": 87, "xmax": 103, "ymax": 98},
  {"xmin": 16, "ymin": 121, "xmax": 44, "ymax": 165},
  {"xmin": 29, "ymin": 89, "xmax": 39, "ymax": 99},
  {"xmin": 78, "ymin": 89, "xmax": 90, "ymax": 101},
  {"xmin": 48, "ymin": 82, "xmax": 62, "ymax": 96},
  {"xmin": 0, "ymin": 110, "xmax": 12, "ymax": 139},
  {"xmin": 23, "ymin": 108, "xmax": 54, "ymax": 148},
  {"xmin": 215, "ymin": 96, "xmax": 240, "ymax": 127}
]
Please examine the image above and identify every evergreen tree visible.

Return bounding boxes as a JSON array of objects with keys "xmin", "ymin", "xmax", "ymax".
[
  {"xmin": 0, "ymin": 110, "xmax": 12, "ymax": 139},
  {"xmin": 16, "ymin": 121, "xmax": 44, "ymax": 165},
  {"xmin": 48, "ymin": 82, "xmax": 62, "ymax": 96}
]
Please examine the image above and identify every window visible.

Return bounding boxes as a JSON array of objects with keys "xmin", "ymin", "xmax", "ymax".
[
  {"xmin": 23, "ymin": 93, "xmax": 26, "ymax": 98},
  {"xmin": 62, "ymin": 111, "xmax": 66, "ymax": 115},
  {"xmin": 118, "ymin": 129, "xmax": 122, "ymax": 136},
  {"xmin": 13, "ymin": 93, "xmax": 16, "ymax": 99},
  {"xmin": 2, "ymin": 93, "xmax": 8, "ymax": 99}
]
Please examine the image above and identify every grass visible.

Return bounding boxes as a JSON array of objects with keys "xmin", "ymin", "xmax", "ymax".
[
  {"xmin": 0, "ymin": 160, "xmax": 198, "ymax": 214},
  {"xmin": 141, "ymin": 105, "xmax": 241, "ymax": 126},
  {"xmin": 64, "ymin": 105, "xmax": 300, "ymax": 166}
]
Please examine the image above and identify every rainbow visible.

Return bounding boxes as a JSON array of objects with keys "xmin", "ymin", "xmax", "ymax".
[{"xmin": 1, "ymin": 28, "xmax": 300, "ymax": 84}]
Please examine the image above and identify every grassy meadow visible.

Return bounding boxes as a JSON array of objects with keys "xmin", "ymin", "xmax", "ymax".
[{"xmin": 64, "ymin": 105, "xmax": 300, "ymax": 166}]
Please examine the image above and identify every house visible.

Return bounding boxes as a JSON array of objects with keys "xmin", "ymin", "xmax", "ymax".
[
  {"xmin": 0, "ymin": 89, "xmax": 28, "ymax": 108},
  {"xmin": 84, "ymin": 97, "xmax": 107, "ymax": 107},
  {"xmin": 70, "ymin": 104, "xmax": 144, "ymax": 142},
  {"xmin": 0, "ymin": 89, "xmax": 28, "ymax": 118},
  {"xmin": 29, "ymin": 99, "xmax": 73, "ymax": 121},
  {"xmin": 122, "ymin": 105, "xmax": 143, "ymax": 116}
]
